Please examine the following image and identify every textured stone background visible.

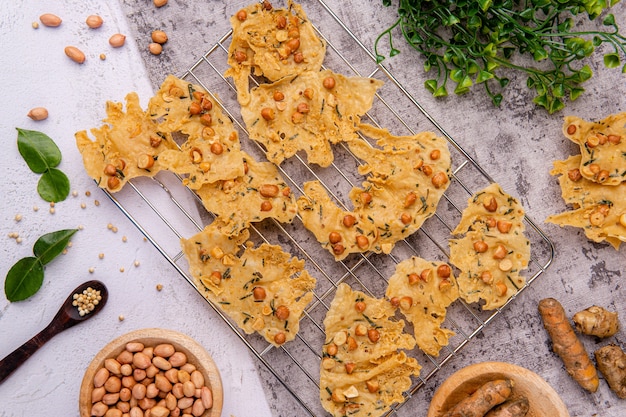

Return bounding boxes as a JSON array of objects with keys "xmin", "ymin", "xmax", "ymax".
[{"xmin": 118, "ymin": 1, "xmax": 626, "ymax": 416}]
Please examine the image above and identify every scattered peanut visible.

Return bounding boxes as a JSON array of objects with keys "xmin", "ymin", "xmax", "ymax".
[
  {"xmin": 86, "ymin": 15, "xmax": 104, "ymax": 29},
  {"xmin": 109, "ymin": 33, "xmax": 126, "ymax": 48},
  {"xmin": 65, "ymin": 46, "xmax": 86, "ymax": 64},
  {"xmin": 149, "ymin": 42, "xmax": 163, "ymax": 55},
  {"xmin": 151, "ymin": 30, "xmax": 168, "ymax": 44},
  {"xmin": 40, "ymin": 13, "xmax": 62, "ymax": 27},
  {"xmin": 27, "ymin": 107, "xmax": 49, "ymax": 121},
  {"xmin": 153, "ymin": 0, "xmax": 168, "ymax": 7}
]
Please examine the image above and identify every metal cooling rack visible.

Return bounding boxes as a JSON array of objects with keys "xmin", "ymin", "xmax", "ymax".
[{"xmin": 103, "ymin": 1, "xmax": 555, "ymax": 415}]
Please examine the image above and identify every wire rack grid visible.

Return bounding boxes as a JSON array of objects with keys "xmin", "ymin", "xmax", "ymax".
[{"xmin": 102, "ymin": 1, "xmax": 555, "ymax": 416}]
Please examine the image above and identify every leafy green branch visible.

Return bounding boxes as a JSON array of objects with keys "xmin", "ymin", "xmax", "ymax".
[{"xmin": 375, "ymin": 0, "xmax": 626, "ymax": 113}]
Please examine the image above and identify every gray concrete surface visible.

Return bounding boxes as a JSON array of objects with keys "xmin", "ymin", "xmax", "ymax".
[{"xmin": 119, "ymin": 1, "xmax": 626, "ymax": 416}]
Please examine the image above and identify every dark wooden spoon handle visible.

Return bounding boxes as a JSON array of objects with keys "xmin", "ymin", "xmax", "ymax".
[{"xmin": 0, "ymin": 321, "xmax": 57, "ymax": 384}]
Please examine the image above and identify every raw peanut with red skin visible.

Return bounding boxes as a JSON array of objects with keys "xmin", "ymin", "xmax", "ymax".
[{"xmin": 65, "ymin": 46, "xmax": 86, "ymax": 64}]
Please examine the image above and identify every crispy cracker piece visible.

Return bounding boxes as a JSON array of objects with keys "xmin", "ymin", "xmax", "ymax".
[
  {"xmin": 76, "ymin": 92, "xmax": 177, "ymax": 192},
  {"xmin": 320, "ymin": 283, "xmax": 420, "ymax": 417},
  {"xmin": 181, "ymin": 220, "xmax": 316, "ymax": 347},
  {"xmin": 196, "ymin": 152, "xmax": 298, "ymax": 236},
  {"xmin": 385, "ymin": 256, "xmax": 459, "ymax": 357},
  {"xmin": 241, "ymin": 70, "xmax": 383, "ymax": 167},
  {"xmin": 349, "ymin": 124, "xmax": 451, "ymax": 254},
  {"xmin": 225, "ymin": 0, "xmax": 327, "ymax": 106},
  {"xmin": 449, "ymin": 183, "xmax": 530, "ymax": 310},
  {"xmin": 562, "ymin": 112, "xmax": 626, "ymax": 186},
  {"xmin": 297, "ymin": 180, "xmax": 378, "ymax": 261},
  {"xmin": 149, "ymin": 74, "xmax": 246, "ymax": 188},
  {"xmin": 546, "ymin": 155, "xmax": 626, "ymax": 249},
  {"xmin": 297, "ymin": 124, "xmax": 451, "ymax": 260}
]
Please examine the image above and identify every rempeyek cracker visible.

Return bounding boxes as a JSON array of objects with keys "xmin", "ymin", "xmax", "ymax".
[
  {"xmin": 240, "ymin": 69, "xmax": 383, "ymax": 167},
  {"xmin": 297, "ymin": 123, "xmax": 451, "ymax": 260},
  {"xmin": 149, "ymin": 74, "xmax": 246, "ymax": 189},
  {"xmin": 224, "ymin": 0, "xmax": 327, "ymax": 106},
  {"xmin": 562, "ymin": 112, "xmax": 626, "ymax": 186},
  {"xmin": 76, "ymin": 92, "xmax": 177, "ymax": 192},
  {"xmin": 320, "ymin": 283, "xmax": 420, "ymax": 417},
  {"xmin": 546, "ymin": 155, "xmax": 626, "ymax": 249},
  {"xmin": 181, "ymin": 220, "xmax": 316, "ymax": 347},
  {"xmin": 449, "ymin": 183, "xmax": 530, "ymax": 310},
  {"xmin": 385, "ymin": 256, "xmax": 459, "ymax": 357},
  {"xmin": 195, "ymin": 152, "xmax": 298, "ymax": 236},
  {"xmin": 348, "ymin": 123, "xmax": 452, "ymax": 254}
]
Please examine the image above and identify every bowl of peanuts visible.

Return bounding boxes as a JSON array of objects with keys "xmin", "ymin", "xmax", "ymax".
[
  {"xmin": 427, "ymin": 361, "xmax": 568, "ymax": 417},
  {"xmin": 79, "ymin": 328, "xmax": 222, "ymax": 417}
]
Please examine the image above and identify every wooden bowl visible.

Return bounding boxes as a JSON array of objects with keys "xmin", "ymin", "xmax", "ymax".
[
  {"xmin": 427, "ymin": 361, "xmax": 569, "ymax": 417},
  {"xmin": 79, "ymin": 328, "xmax": 223, "ymax": 417}
]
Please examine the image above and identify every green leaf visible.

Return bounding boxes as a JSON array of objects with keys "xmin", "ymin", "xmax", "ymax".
[
  {"xmin": 5, "ymin": 257, "xmax": 44, "ymax": 302},
  {"xmin": 491, "ymin": 93, "xmax": 503, "ymax": 106},
  {"xmin": 603, "ymin": 14, "xmax": 615, "ymax": 26},
  {"xmin": 433, "ymin": 86, "xmax": 448, "ymax": 97},
  {"xmin": 533, "ymin": 94, "xmax": 549, "ymax": 110},
  {"xmin": 552, "ymin": 83, "xmax": 565, "ymax": 98},
  {"xmin": 548, "ymin": 97, "xmax": 565, "ymax": 114},
  {"xmin": 450, "ymin": 69, "xmax": 465, "ymax": 83},
  {"xmin": 16, "ymin": 128, "xmax": 62, "ymax": 173},
  {"xmin": 458, "ymin": 75, "xmax": 473, "ymax": 89},
  {"xmin": 623, "ymin": 63, "xmax": 626, "ymax": 74},
  {"xmin": 477, "ymin": 0, "xmax": 492, "ymax": 11},
  {"xmin": 592, "ymin": 36, "xmax": 603, "ymax": 47},
  {"xmin": 38, "ymin": 168, "xmax": 70, "ymax": 202},
  {"xmin": 33, "ymin": 229, "xmax": 78, "ymax": 265},
  {"xmin": 570, "ymin": 87, "xmax": 585, "ymax": 101},
  {"xmin": 533, "ymin": 47, "xmax": 548, "ymax": 61},
  {"xmin": 389, "ymin": 48, "xmax": 401, "ymax": 57},
  {"xmin": 476, "ymin": 70, "xmax": 494, "ymax": 83},
  {"xmin": 604, "ymin": 53, "xmax": 621, "ymax": 68},
  {"xmin": 425, "ymin": 79, "xmax": 438, "ymax": 93}
]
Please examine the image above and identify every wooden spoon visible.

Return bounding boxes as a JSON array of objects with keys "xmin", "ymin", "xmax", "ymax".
[{"xmin": 0, "ymin": 280, "xmax": 108, "ymax": 384}]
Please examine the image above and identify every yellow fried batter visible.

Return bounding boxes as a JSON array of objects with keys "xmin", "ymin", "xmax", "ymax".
[
  {"xmin": 149, "ymin": 75, "xmax": 246, "ymax": 189},
  {"xmin": 449, "ymin": 183, "xmax": 530, "ymax": 310},
  {"xmin": 320, "ymin": 283, "xmax": 420, "ymax": 417},
  {"xmin": 225, "ymin": 1, "xmax": 327, "ymax": 106},
  {"xmin": 562, "ymin": 113, "xmax": 626, "ymax": 186},
  {"xmin": 385, "ymin": 257, "xmax": 459, "ymax": 357},
  {"xmin": 241, "ymin": 70, "xmax": 383, "ymax": 167},
  {"xmin": 196, "ymin": 152, "xmax": 298, "ymax": 236},
  {"xmin": 297, "ymin": 181, "xmax": 378, "ymax": 261},
  {"xmin": 76, "ymin": 92, "xmax": 177, "ymax": 192},
  {"xmin": 298, "ymin": 123, "xmax": 451, "ymax": 260},
  {"xmin": 181, "ymin": 221, "xmax": 316, "ymax": 347},
  {"xmin": 546, "ymin": 155, "xmax": 626, "ymax": 249}
]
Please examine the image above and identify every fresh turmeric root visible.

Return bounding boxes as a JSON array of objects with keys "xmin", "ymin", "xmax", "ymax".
[
  {"xmin": 573, "ymin": 305, "xmax": 619, "ymax": 338},
  {"xmin": 443, "ymin": 379, "xmax": 513, "ymax": 417},
  {"xmin": 484, "ymin": 397, "xmax": 529, "ymax": 417},
  {"xmin": 538, "ymin": 298, "xmax": 599, "ymax": 392},
  {"xmin": 595, "ymin": 344, "xmax": 626, "ymax": 399}
]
